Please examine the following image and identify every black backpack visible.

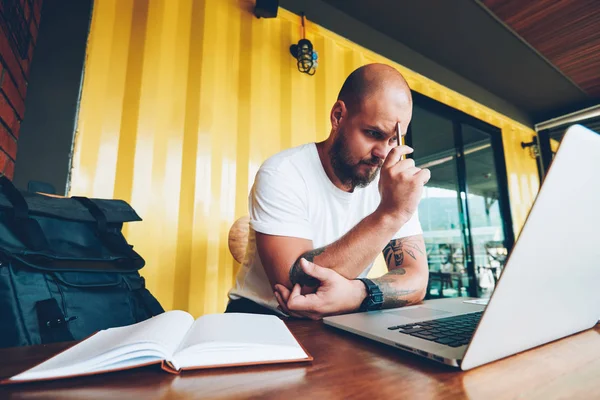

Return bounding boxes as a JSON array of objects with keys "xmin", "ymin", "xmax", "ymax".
[{"xmin": 0, "ymin": 176, "xmax": 164, "ymax": 348}]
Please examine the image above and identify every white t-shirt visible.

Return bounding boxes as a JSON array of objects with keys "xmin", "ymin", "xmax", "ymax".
[{"xmin": 228, "ymin": 143, "xmax": 422, "ymax": 313}]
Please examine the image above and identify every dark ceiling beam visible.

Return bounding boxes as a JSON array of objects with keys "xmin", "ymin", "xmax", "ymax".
[
  {"xmin": 316, "ymin": 0, "xmax": 591, "ymax": 123},
  {"xmin": 474, "ymin": 0, "xmax": 589, "ymax": 98},
  {"xmin": 480, "ymin": 0, "xmax": 600, "ymax": 98},
  {"xmin": 279, "ymin": 0, "xmax": 534, "ymax": 127}
]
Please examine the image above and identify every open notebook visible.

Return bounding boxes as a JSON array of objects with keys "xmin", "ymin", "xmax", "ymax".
[{"xmin": 2, "ymin": 311, "xmax": 312, "ymax": 384}]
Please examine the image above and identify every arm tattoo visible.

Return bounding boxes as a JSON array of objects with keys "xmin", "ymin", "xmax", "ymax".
[
  {"xmin": 289, "ymin": 247, "xmax": 326, "ymax": 286},
  {"xmin": 376, "ymin": 236, "xmax": 424, "ymax": 308},
  {"xmin": 372, "ymin": 270, "xmax": 417, "ymax": 308},
  {"xmin": 383, "ymin": 236, "xmax": 424, "ymax": 269}
]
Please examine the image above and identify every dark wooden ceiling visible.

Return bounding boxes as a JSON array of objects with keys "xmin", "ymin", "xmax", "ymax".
[
  {"xmin": 308, "ymin": 0, "xmax": 598, "ymax": 123},
  {"xmin": 481, "ymin": 0, "xmax": 600, "ymax": 98}
]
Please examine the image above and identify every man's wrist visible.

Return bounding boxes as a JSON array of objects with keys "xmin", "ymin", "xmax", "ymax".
[
  {"xmin": 350, "ymin": 279, "xmax": 368, "ymax": 311},
  {"xmin": 373, "ymin": 208, "xmax": 410, "ymax": 231}
]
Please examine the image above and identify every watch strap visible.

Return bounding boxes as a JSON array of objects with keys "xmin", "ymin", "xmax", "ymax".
[{"xmin": 356, "ymin": 278, "xmax": 383, "ymax": 312}]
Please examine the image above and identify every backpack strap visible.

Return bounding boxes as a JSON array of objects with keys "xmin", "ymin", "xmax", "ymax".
[
  {"xmin": 72, "ymin": 196, "xmax": 144, "ymax": 268},
  {"xmin": 0, "ymin": 176, "xmax": 49, "ymax": 251},
  {"xmin": 71, "ymin": 196, "xmax": 107, "ymax": 232}
]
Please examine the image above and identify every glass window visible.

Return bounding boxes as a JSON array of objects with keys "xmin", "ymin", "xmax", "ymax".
[{"xmin": 409, "ymin": 96, "xmax": 513, "ymax": 299}]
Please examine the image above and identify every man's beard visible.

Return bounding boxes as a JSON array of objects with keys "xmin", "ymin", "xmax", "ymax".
[{"xmin": 329, "ymin": 130, "xmax": 383, "ymax": 190}]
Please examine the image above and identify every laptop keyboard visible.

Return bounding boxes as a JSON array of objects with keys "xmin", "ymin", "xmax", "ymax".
[{"xmin": 387, "ymin": 311, "xmax": 483, "ymax": 347}]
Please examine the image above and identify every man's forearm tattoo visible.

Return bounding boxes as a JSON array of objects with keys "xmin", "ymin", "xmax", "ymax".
[
  {"xmin": 383, "ymin": 236, "xmax": 424, "ymax": 268},
  {"xmin": 372, "ymin": 270, "xmax": 417, "ymax": 308},
  {"xmin": 289, "ymin": 247, "xmax": 326, "ymax": 286},
  {"xmin": 377, "ymin": 236, "xmax": 424, "ymax": 307}
]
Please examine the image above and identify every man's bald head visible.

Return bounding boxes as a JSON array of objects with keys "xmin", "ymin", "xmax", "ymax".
[
  {"xmin": 337, "ymin": 63, "xmax": 412, "ymax": 113},
  {"xmin": 324, "ymin": 64, "xmax": 414, "ymax": 190}
]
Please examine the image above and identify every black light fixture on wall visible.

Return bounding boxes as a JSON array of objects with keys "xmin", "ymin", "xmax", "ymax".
[
  {"xmin": 289, "ymin": 14, "xmax": 318, "ymax": 76},
  {"xmin": 254, "ymin": 0, "xmax": 278, "ymax": 18},
  {"xmin": 521, "ymin": 137, "xmax": 540, "ymax": 159}
]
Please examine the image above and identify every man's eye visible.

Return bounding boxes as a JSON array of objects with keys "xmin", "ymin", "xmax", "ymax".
[{"xmin": 366, "ymin": 130, "xmax": 382, "ymax": 139}]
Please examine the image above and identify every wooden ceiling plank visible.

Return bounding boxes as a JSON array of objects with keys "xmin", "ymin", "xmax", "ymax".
[{"xmin": 481, "ymin": 0, "xmax": 600, "ymax": 97}]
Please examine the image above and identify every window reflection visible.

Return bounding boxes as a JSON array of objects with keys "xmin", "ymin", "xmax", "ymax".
[{"xmin": 411, "ymin": 104, "xmax": 509, "ymax": 298}]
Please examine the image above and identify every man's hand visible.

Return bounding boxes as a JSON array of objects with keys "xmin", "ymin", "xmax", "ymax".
[
  {"xmin": 273, "ymin": 258, "xmax": 367, "ymax": 320},
  {"xmin": 378, "ymin": 145, "xmax": 430, "ymax": 223}
]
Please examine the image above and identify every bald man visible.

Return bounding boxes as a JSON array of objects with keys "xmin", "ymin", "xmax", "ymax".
[{"xmin": 227, "ymin": 64, "xmax": 431, "ymax": 319}]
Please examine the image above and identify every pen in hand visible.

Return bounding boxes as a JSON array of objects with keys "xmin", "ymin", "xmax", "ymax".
[{"xmin": 396, "ymin": 122, "xmax": 405, "ymax": 161}]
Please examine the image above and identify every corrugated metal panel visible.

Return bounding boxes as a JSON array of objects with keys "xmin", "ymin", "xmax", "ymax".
[{"xmin": 70, "ymin": 0, "xmax": 539, "ymax": 316}]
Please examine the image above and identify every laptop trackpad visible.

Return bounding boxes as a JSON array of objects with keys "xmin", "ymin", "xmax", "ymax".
[{"xmin": 388, "ymin": 307, "xmax": 450, "ymax": 319}]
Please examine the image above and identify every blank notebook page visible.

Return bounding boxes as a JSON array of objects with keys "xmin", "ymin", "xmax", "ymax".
[{"xmin": 176, "ymin": 313, "xmax": 305, "ymax": 353}]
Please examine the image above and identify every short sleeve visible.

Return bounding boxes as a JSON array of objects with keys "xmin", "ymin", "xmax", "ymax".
[
  {"xmin": 391, "ymin": 210, "xmax": 423, "ymax": 239},
  {"xmin": 249, "ymin": 167, "xmax": 313, "ymax": 240}
]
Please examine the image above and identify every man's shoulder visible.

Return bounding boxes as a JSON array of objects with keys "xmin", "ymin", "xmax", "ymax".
[{"xmin": 260, "ymin": 143, "xmax": 315, "ymax": 173}]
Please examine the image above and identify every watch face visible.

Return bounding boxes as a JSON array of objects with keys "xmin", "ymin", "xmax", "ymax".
[
  {"xmin": 362, "ymin": 294, "xmax": 383, "ymax": 311},
  {"xmin": 370, "ymin": 291, "xmax": 383, "ymax": 310},
  {"xmin": 373, "ymin": 293, "xmax": 384, "ymax": 304}
]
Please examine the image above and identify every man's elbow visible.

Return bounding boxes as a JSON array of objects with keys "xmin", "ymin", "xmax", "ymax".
[
  {"xmin": 268, "ymin": 262, "xmax": 301, "ymax": 290},
  {"xmin": 264, "ymin": 266, "xmax": 293, "ymax": 290},
  {"xmin": 409, "ymin": 271, "xmax": 428, "ymax": 304},
  {"xmin": 416, "ymin": 268, "xmax": 429, "ymax": 302},
  {"xmin": 403, "ymin": 286, "xmax": 426, "ymax": 307},
  {"xmin": 415, "ymin": 286, "xmax": 427, "ymax": 303},
  {"xmin": 289, "ymin": 255, "xmax": 320, "ymax": 287}
]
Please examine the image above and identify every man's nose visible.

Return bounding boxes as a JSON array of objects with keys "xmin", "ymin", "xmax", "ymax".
[{"xmin": 372, "ymin": 142, "xmax": 394, "ymax": 160}]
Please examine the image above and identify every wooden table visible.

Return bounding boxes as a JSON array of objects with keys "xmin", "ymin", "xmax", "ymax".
[{"xmin": 1, "ymin": 320, "xmax": 599, "ymax": 399}]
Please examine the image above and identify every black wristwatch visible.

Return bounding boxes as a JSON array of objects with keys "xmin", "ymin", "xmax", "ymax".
[{"xmin": 355, "ymin": 278, "xmax": 383, "ymax": 312}]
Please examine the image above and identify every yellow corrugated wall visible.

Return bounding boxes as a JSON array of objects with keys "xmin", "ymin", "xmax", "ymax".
[{"xmin": 70, "ymin": 0, "xmax": 539, "ymax": 316}]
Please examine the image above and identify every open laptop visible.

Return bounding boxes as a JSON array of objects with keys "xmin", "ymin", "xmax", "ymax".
[{"xmin": 323, "ymin": 124, "xmax": 600, "ymax": 370}]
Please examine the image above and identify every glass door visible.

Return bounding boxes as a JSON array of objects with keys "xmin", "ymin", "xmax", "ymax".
[
  {"xmin": 461, "ymin": 124, "xmax": 509, "ymax": 297},
  {"xmin": 409, "ymin": 93, "xmax": 514, "ymax": 299},
  {"xmin": 411, "ymin": 106, "xmax": 469, "ymax": 298}
]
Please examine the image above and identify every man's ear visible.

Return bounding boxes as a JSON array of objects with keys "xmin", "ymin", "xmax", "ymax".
[{"xmin": 330, "ymin": 100, "xmax": 347, "ymax": 131}]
